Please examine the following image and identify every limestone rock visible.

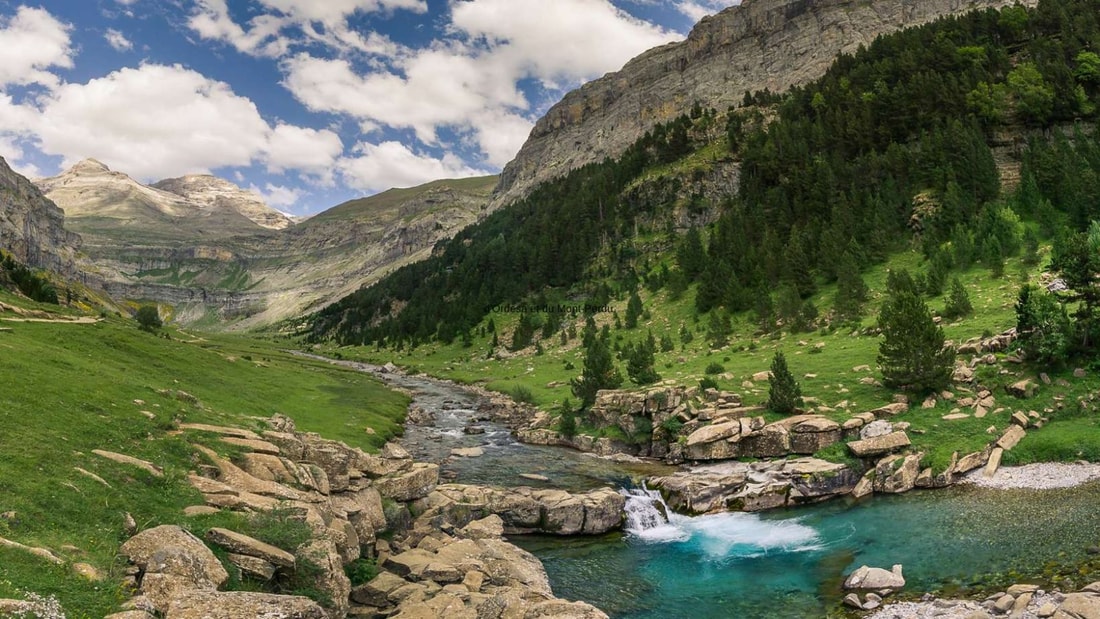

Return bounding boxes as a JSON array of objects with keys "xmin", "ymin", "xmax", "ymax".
[
  {"xmin": 226, "ymin": 553, "xmax": 277, "ymax": 581},
  {"xmin": 296, "ymin": 538, "xmax": 350, "ymax": 618},
  {"xmin": 351, "ymin": 571, "xmax": 407, "ymax": 607},
  {"xmin": 873, "ymin": 454, "xmax": 922, "ymax": 494},
  {"xmin": 376, "ymin": 463, "xmax": 439, "ymax": 502},
  {"xmin": 997, "ymin": 425, "xmax": 1026, "ymax": 451},
  {"xmin": 1057, "ymin": 591, "xmax": 1100, "ymax": 619},
  {"xmin": 164, "ymin": 591, "xmax": 324, "ymax": 618},
  {"xmin": 847, "ymin": 432, "xmax": 910, "ymax": 458},
  {"xmin": 844, "ymin": 564, "xmax": 905, "ymax": 590},
  {"xmin": 205, "ymin": 528, "xmax": 295, "ymax": 568},
  {"xmin": 120, "ymin": 525, "xmax": 229, "ymax": 612},
  {"xmin": 1006, "ymin": 379, "xmax": 1038, "ymax": 399}
]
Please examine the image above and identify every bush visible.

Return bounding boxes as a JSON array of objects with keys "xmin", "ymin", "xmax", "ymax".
[
  {"xmin": 136, "ymin": 305, "xmax": 163, "ymax": 332},
  {"xmin": 766, "ymin": 352, "xmax": 803, "ymax": 415},
  {"xmin": 345, "ymin": 558, "xmax": 378, "ymax": 586},
  {"xmin": 508, "ymin": 385, "xmax": 536, "ymax": 405},
  {"xmin": 704, "ymin": 362, "xmax": 725, "ymax": 375},
  {"xmin": 698, "ymin": 376, "xmax": 719, "ymax": 391}
]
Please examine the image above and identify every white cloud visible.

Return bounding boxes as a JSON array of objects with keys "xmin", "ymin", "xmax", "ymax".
[
  {"xmin": 258, "ymin": 0, "xmax": 427, "ymax": 23},
  {"xmin": 188, "ymin": 0, "xmax": 291, "ymax": 58},
  {"xmin": 676, "ymin": 0, "xmax": 740, "ymax": 23},
  {"xmin": 0, "ymin": 6, "xmax": 74, "ymax": 88},
  {"xmin": 282, "ymin": 0, "xmax": 677, "ymax": 168},
  {"xmin": 20, "ymin": 63, "xmax": 337, "ymax": 183},
  {"xmin": 249, "ymin": 182, "xmax": 302, "ymax": 208},
  {"xmin": 265, "ymin": 123, "xmax": 344, "ymax": 184},
  {"xmin": 105, "ymin": 28, "xmax": 133, "ymax": 51},
  {"xmin": 338, "ymin": 141, "xmax": 486, "ymax": 193}
]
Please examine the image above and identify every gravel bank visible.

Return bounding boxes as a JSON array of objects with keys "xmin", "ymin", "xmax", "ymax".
[
  {"xmin": 867, "ymin": 591, "xmax": 1061, "ymax": 619},
  {"xmin": 960, "ymin": 462, "xmax": 1100, "ymax": 489}
]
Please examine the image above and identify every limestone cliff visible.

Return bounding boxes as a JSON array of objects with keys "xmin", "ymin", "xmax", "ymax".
[
  {"xmin": 0, "ymin": 157, "xmax": 81, "ymax": 276},
  {"xmin": 491, "ymin": 0, "xmax": 1038, "ymax": 209}
]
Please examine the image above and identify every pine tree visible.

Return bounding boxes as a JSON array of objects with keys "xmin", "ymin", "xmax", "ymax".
[
  {"xmin": 705, "ymin": 311, "xmax": 732, "ymax": 349},
  {"xmin": 625, "ymin": 291, "xmax": 643, "ymax": 329},
  {"xmin": 834, "ymin": 252, "xmax": 868, "ymax": 323},
  {"xmin": 558, "ymin": 398, "xmax": 577, "ymax": 438},
  {"xmin": 571, "ymin": 334, "xmax": 623, "ymax": 407},
  {"xmin": 627, "ymin": 336, "xmax": 660, "ymax": 385},
  {"xmin": 943, "ymin": 277, "xmax": 973, "ymax": 320},
  {"xmin": 677, "ymin": 227, "xmax": 706, "ymax": 278},
  {"xmin": 877, "ymin": 270, "xmax": 954, "ymax": 393},
  {"xmin": 767, "ymin": 352, "xmax": 802, "ymax": 415}
]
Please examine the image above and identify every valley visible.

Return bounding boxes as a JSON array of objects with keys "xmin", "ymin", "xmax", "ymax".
[{"xmin": 1, "ymin": 0, "xmax": 1100, "ymax": 617}]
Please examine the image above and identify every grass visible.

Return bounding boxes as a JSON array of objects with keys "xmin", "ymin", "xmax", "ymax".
[
  {"xmin": 320, "ymin": 247, "xmax": 1099, "ymax": 475},
  {"xmin": 0, "ymin": 312, "xmax": 408, "ymax": 616}
]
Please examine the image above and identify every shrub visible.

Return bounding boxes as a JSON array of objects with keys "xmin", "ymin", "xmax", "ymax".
[
  {"xmin": 508, "ymin": 385, "xmax": 536, "ymax": 405},
  {"xmin": 699, "ymin": 376, "xmax": 719, "ymax": 391},
  {"xmin": 136, "ymin": 305, "xmax": 163, "ymax": 332},
  {"xmin": 345, "ymin": 558, "xmax": 379, "ymax": 586},
  {"xmin": 704, "ymin": 362, "xmax": 725, "ymax": 375}
]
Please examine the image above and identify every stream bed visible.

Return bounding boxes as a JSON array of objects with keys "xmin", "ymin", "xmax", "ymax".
[{"xmin": 321, "ymin": 356, "xmax": 1100, "ymax": 618}]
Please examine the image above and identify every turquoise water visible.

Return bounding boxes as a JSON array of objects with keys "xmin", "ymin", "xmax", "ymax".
[{"xmin": 515, "ymin": 483, "xmax": 1100, "ymax": 619}]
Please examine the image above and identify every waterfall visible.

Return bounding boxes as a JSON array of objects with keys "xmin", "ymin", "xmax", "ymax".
[
  {"xmin": 620, "ymin": 484, "xmax": 690, "ymax": 542},
  {"xmin": 620, "ymin": 484, "xmax": 823, "ymax": 553}
]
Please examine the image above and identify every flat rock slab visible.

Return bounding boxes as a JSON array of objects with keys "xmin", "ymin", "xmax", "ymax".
[
  {"xmin": 220, "ymin": 437, "xmax": 281, "ymax": 455},
  {"xmin": 205, "ymin": 528, "xmax": 295, "ymax": 568},
  {"xmin": 450, "ymin": 447, "xmax": 484, "ymax": 458},
  {"xmin": 164, "ymin": 591, "xmax": 324, "ymax": 618},
  {"xmin": 178, "ymin": 424, "xmax": 261, "ymax": 440},
  {"xmin": 997, "ymin": 425, "xmax": 1026, "ymax": 451},
  {"xmin": 847, "ymin": 432, "xmax": 910, "ymax": 458},
  {"xmin": 92, "ymin": 450, "xmax": 163, "ymax": 477}
]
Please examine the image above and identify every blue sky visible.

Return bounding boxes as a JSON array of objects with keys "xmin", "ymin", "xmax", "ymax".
[{"xmin": 0, "ymin": 0, "xmax": 739, "ymax": 215}]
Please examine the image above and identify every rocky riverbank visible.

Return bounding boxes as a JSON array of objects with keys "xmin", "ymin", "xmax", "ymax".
[
  {"xmin": 960, "ymin": 462, "xmax": 1100, "ymax": 490},
  {"xmin": 865, "ymin": 583, "xmax": 1100, "ymax": 619}
]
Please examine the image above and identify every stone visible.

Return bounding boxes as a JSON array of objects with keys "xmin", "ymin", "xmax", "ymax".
[
  {"xmin": 789, "ymin": 417, "xmax": 842, "ymax": 454},
  {"xmin": 72, "ymin": 562, "xmax": 103, "ymax": 581},
  {"xmin": 226, "ymin": 553, "xmax": 276, "ymax": 580},
  {"xmin": 163, "ymin": 591, "xmax": 324, "ymax": 618},
  {"xmin": 296, "ymin": 538, "xmax": 350, "ymax": 618},
  {"xmin": 1012, "ymin": 411, "xmax": 1031, "ymax": 427},
  {"xmin": 843, "ymin": 593, "xmax": 863, "ymax": 609},
  {"xmin": 177, "ymin": 424, "xmax": 261, "ymax": 440},
  {"xmin": 739, "ymin": 423, "xmax": 791, "ymax": 458},
  {"xmin": 219, "ymin": 437, "xmax": 281, "ymax": 455},
  {"xmin": 351, "ymin": 571, "xmax": 406, "ymax": 607},
  {"xmin": 1006, "ymin": 380, "xmax": 1038, "ymax": 399},
  {"xmin": 752, "ymin": 371, "xmax": 771, "ymax": 382},
  {"xmin": 120, "ymin": 525, "xmax": 229, "ymax": 612},
  {"xmin": 685, "ymin": 421, "xmax": 741, "ymax": 447},
  {"xmin": 91, "ymin": 449, "xmax": 163, "ymax": 477},
  {"xmin": 844, "ymin": 564, "xmax": 905, "ymax": 590},
  {"xmin": 461, "ymin": 515, "xmax": 504, "ymax": 540},
  {"xmin": 847, "ymin": 432, "xmax": 910, "ymax": 457},
  {"xmin": 1058, "ymin": 592, "xmax": 1100, "ymax": 618},
  {"xmin": 519, "ymin": 473, "xmax": 550, "ymax": 482},
  {"xmin": 983, "ymin": 447, "xmax": 1003, "ymax": 477},
  {"xmin": 993, "ymin": 594, "xmax": 1016, "ymax": 613},
  {"xmin": 450, "ymin": 447, "xmax": 484, "ymax": 458},
  {"xmin": 1075, "ymin": 368, "xmax": 1087, "ymax": 378},
  {"xmin": 954, "ymin": 365, "xmax": 975, "ymax": 383},
  {"xmin": 183, "ymin": 506, "xmax": 219, "ymax": 517},
  {"xmin": 997, "ymin": 425, "xmax": 1026, "ymax": 451},
  {"xmin": 376, "ymin": 463, "xmax": 439, "ymax": 502},
  {"xmin": 954, "ymin": 449, "xmax": 991, "ymax": 474},
  {"xmin": 205, "ymin": 528, "xmax": 295, "ymax": 568},
  {"xmin": 942, "ymin": 413, "xmax": 971, "ymax": 421},
  {"xmin": 874, "ymin": 453, "xmax": 922, "ymax": 494},
  {"xmin": 869, "ymin": 402, "xmax": 908, "ymax": 417}
]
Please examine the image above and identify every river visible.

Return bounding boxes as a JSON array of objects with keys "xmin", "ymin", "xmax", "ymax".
[{"xmin": 320, "ymin": 356, "xmax": 1100, "ymax": 618}]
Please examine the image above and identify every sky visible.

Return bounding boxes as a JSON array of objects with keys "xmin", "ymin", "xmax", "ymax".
[{"xmin": 0, "ymin": 0, "xmax": 740, "ymax": 215}]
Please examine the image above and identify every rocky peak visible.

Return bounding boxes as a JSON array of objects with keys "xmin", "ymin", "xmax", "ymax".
[
  {"xmin": 0, "ymin": 157, "xmax": 81, "ymax": 276},
  {"xmin": 152, "ymin": 175, "xmax": 294, "ymax": 231},
  {"xmin": 491, "ymin": 0, "xmax": 1039, "ymax": 209},
  {"xmin": 69, "ymin": 158, "xmax": 111, "ymax": 174}
]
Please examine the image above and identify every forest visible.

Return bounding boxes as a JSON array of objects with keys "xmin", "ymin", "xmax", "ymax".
[{"xmin": 308, "ymin": 0, "xmax": 1100, "ymax": 364}]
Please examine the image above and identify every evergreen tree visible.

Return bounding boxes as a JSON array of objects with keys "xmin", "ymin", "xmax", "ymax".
[
  {"xmin": 705, "ymin": 311, "xmax": 732, "ymax": 349},
  {"xmin": 571, "ymin": 335, "xmax": 623, "ymax": 407},
  {"xmin": 627, "ymin": 336, "xmax": 660, "ymax": 385},
  {"xmin": 1016, "ymin": 284, "xmax": 1073, "ymax": 364},
  {"xmin": 625, "ymin": 291, "xmax": 644, "ymax": 329},
  {"xmin": 754, "ymin": 286, "xmax": 777, "ymax": 333},
  {"xmin": 943, "ymin": 277, "xmax": 974, "ymax": 320},
  {"xmin": 877, "ymin": 269, "xmax": 954, "ymax": 393},
  {"xmin": 767, "ymin": 352, "xmax": 803, "ymax": 415},
  {"xmin": 558, "ymin": 398, "xmax": 577, "ymax": 438},
  {"xmin": 677, "ymin": 227, "xmax": 706, "ymax": 278},
  {"xmin": 679, "ymin": 323, "xmax": 694, "ymax": 347},
  {"xmin": 984, "ymin": 236, "xmax": 1005, "ymax": 278},
  {"xmin": 660, "ymin": 333, "xmax": 675, "ymax": 352},
  {"xmin": 834, "ymin": 252, "xmax": 868, "ymax": 322}
]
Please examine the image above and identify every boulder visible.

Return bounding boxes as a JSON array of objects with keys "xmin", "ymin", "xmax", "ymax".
[
  {"xmin": 226, "ymin": 553, "xmax": 276, "ymax": 581},
  {"xmin": 997, "ymin": 425, "xmax": 1026, "ymax": 451},
  {"xmin": 789, "ymin": 417, "xmax": 842, "ymax": 454},
  {"xmin": 351, "ymin": 571, "xmax": 407, "ymax": 607},
  {"xmin": 844, "ymin": 564, "xmax": 905, "ymax": 590},
  {"xmin": 164, "ymin": 591, "xmax": 324, "ymax": 618},
  {"xmin": 120, "ymin": 525, "xmax": 229, "ymax": 612},
  {"xmin": 205, "ymin": 528, "xmax": 295, "ymax": 568},
  {"xmin": 1057, "ymin": 592, "xmax": 1100, "ymax": 619},
  {"xmin": 873, "ymin": 453, "xmax": 922, "ymax": 494},
  {"xmin": 1006, "ymin": 380, "xmax": 1038, "ymax": 399},
  {"xmin": 460, "ymin": 515, "xmax": 505, "ymax": 540},
  {"xmin": 953, "ymin": 365, "xmax": 975, "ymax": 383},
  {"xmin": 869, "ymin": 402, "xmax": 908, "ymax": 417},
  {"xmin": 295, "ymin": 538, "xmax": 350, "ymax": 618},
  {"xmin": 376, "ymin": 463, "xmax": 439, "ymax": 502},
  {"xmin": 739, "ymin": 423, "xmax": 791, "ymax": 458},
  {"xmin": 860, "ymin": 420, "xmax": 894, "ymax": 439},
  {"xmin": 847, "ymin": 432, "xmax": 910, "ymax": 458},
  {"xmin": 684, "ymin": 421, "xmax": 741, "ymax": 447}
]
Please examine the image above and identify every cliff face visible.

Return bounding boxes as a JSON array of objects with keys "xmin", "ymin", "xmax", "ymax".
[
  {"xmin": 491, "ymin": 0, "xmax": 1038, "ymax": 209},
  {"xmin": 0, "ymin": 157, "xmax": 81, "ymax": 276},
  {"xmin": 151, "ymin": 175, "xmax": 294, "ymax": 231}
]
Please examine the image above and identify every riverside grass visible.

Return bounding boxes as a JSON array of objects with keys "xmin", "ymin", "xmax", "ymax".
[
  {"xmin": 323, "ymin": 248, "xmax": 1100, "ymax": 476},
  {"xmin": 0, "ymin": 309, "xmax": 408, "ymax": 617}
]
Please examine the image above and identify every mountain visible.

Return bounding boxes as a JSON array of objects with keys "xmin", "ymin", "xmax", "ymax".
[
  {"xmin": 490, "ymin": 0, "xmax": 1038, "ymax": 209},
  {"xmin": 35, "ymin": 159, "xmax": 281, "ymax": 247},
  {"xmin": 28, "ymin": 159, "xmax": 496, "ymax": 327},
  {"xmin": 151, "ymin": 174, "xmax": 294, "ymax": 230},
  {"xmin": 0, "ymin": 157, "xmax": 81, "ymax": 277}
]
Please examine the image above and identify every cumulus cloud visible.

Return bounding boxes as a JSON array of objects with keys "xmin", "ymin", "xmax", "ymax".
[
  {"xmin": 676, "ymin": 0, "xmax": 741, "ymax": 23},
  {"xmin": 283, "ymin": 0, "xmax": 676, "ymax": 168},
  {"xmin": 0, "ymin": 6, "xmax": 74, "ymax": 88},
  {"xmin": 104, "ymin": 28, "xmax": 133, "ymax": 51},
  {"xmin": 188, "ymin": 0, "xmax": 291, "ymax": 58},
  {"xmin": 23, "ymin": 63, "xmax": 340, "ymax": 182},
  {"xmin": 338, "ymin": 141, "xmax": 486, "ymax": 193},
  {"xmin": 249, "ymin": 182, "xmax": 302, "ymax": 207}
]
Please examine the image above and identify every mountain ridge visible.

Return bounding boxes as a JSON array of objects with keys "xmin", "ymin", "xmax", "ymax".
[{"xmin": 491, "ymin": 0, "xmax": 1039, "ymax": 210}]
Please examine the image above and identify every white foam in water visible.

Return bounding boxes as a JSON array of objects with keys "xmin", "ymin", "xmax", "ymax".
[{"xmin": 621, "ymin": 486, "xmax": 820, "ymax": 556}]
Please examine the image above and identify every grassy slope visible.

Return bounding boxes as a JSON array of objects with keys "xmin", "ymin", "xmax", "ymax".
[
  {"xmin": 0, "ymin": 298, "xmax": 408, "ymax": 617},
  {"xmin": 321, "ymin": 247, "xmax": 1100, "ymax": 474}
]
